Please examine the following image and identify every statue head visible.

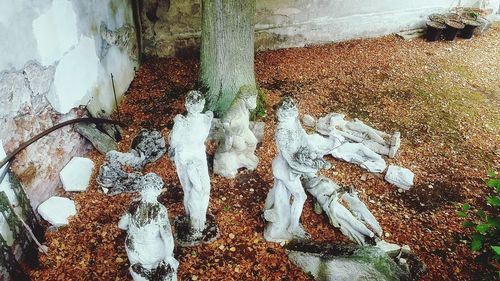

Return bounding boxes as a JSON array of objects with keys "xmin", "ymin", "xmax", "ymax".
[
  {"xmin": 276, "ymin": 96, "xmax": 298, "ymax": 122},
  {"xmin": 139, "ymin": 173, "xmax": 164, "ymax": 202},
  {"xmin": 238, "ymin": 85, "xmax": 257, "ymax": 111},
  {"xmin": 185, "ymin": 90, "xmax": 205, "ymax": 114}
]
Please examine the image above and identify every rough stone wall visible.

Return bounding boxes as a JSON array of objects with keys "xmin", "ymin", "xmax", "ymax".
[
  {"xmin": 140, "ymin": 0, "xmax": 498, "ymax": 57},
  {"xmin": 0, "ymin": 0, "xmax": 138, "ymax": 212}
]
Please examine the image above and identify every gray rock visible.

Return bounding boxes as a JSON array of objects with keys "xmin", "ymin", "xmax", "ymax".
[
  {"xmin": 89, "ymin": 110, "xmax": 123, "ymax": 142},
  {"xmin": 74, "ymin": 122, "xmax": 117, "ymax": 154},
  {"xmin": 285, "ymin": 240, "xmax": 411, "ymax": 281},
  {"xmin": 97, "ymin": 150, "xmax": 144, "ymax": 195}
]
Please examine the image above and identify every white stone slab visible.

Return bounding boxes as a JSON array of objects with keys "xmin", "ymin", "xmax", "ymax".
[
  {"xmin": 60, "ymin": 157, "xmax": 94, "ymax": 192},
  {"xmin": 385, "ymin": 165, "xmax": 414, "ymax": 190},
  {"xmin": 37, "ymin": 196, "xmax": 76, "ymax": 227}
]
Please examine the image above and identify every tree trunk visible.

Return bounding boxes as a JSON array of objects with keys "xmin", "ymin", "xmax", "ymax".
[{"xmin": 200, "ymin": 0, "xmax": 256, "ymax": 116}]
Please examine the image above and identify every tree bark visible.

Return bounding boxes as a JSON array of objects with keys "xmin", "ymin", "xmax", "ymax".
[{"xmin": 200, "ymin": 0, "xmax": 256, "ymax": 116}]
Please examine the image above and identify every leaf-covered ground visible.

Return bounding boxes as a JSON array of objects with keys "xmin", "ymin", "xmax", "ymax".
[{"xmin": 29, "ymin": 24, "xmax": 499, "ymax": 280}]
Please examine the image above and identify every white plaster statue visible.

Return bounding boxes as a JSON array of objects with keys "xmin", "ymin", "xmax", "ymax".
[
  {"xmin": 169, "ymin": 90, "xmax": 217, "ymax": 244},
  {"xmin": 304, "ymin": 175, "xmax": 382, "ymax": 245},
  {"xmin": 263, "ymin": 97, "xmax": 331, "ymax": 242},
  {"xmin": 118, "ymin": 173, "xmax": 178, "ymax": 281},
  {"xmin": 342, "ymin": 188, "xmax": 383, "ymax": 237},
  {"xmin": 314, "ymin": 113, "xmax": 401, "ymax": 158},
  {"xmin": 213, "ymin": 85, "xmax": 259, "ymax": 178},
  {"xmin": 331, "ymin": 142, "xmax": 387, "ymax": 173}
]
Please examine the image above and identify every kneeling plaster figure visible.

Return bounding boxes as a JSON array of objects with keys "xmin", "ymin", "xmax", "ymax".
[
  {"xmin": 263, "ymin": 97, "xmax": 331, "ymax": 242},
  {"xmin": 213, "ymin": 85, "xmax": 260, "ymax": 178},
  {"xmin": 169, "ymin": 91, "xmax": 219, "ymax": 246},
  {"xmin": 118, "ymin": 173, "xmax": 178, "ymax": 281}
]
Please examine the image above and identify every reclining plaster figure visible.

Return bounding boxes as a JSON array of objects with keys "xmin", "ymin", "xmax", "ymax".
[
  {"xmin": 304, "ymin": 175, "xmax": 382, "ymax": 245},
  {"xmin": 314, "ymin": 113, "xmax": 400, "ymax": 158},
  {"xmin": 118, "ymin": 173, "xmax": 178, "ymax": 281}
]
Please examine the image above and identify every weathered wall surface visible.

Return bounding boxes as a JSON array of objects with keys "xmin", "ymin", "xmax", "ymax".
[
  {"xmin": 140, "ymin": 0, "xmax": 499, "ymax": 57},
  {"xmin": 0, "ymin": 0, "xmax": 137, "ymax": 215}
]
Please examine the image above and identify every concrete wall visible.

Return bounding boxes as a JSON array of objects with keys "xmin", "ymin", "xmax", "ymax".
[
  {"xmin": 0, "ymin": 0, "xmax": 137, "ymax": 219},
  {"xmin": 140, "ymin": 0, "xmax": 499, "ymax": 57}
]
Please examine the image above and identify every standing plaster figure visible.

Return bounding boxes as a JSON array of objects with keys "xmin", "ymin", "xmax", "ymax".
[
  {"xmin": 169, "ymin": 91, "xmax": 218, "ymax": 245},
  {"xmin": 213, "ymin": 85, "xmax": 259, "ymax": 178},
  {"xmin": 263, "ymin": 97, "xmax": 331, "ymax": 242},
  {"xmin": 118, "ymin": 173, "xmax": 178, "ymax": 281}
]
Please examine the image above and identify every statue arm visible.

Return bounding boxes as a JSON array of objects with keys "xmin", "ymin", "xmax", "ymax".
[
  {"xmin": 118, "ymin": 212, "xmax": 130, "ymax": 230},
  {"xmin": 202, "ymin": 111, "xmax": 214, "ymax": 139},
  {"xmin": 168, "ymin": 115, "xmax": 184, "ymax": 157},
  {"xmin": 205, "ymin": 110, "xmax": 214, "ymax": 121},
  {"xmin": 276, "ymin": 129, "xmax": 317, "ymax": 175},
  {"xmin": 221, "ymin": 122, "xmax": 234, "ymax": 151},
  {"xmin": 159, "ymin": 213, "xmax": 175, "ymax": 255}
]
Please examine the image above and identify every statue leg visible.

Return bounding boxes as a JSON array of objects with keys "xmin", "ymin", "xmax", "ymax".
[
  {"xmin": 286, "ymin": 177, "xmax": 307, "ymax": 236},
  {"xmin": 186, "ymin": 161, "xmax": 210, "ymax": 233},
  {"xmin": 264, "ymin": 182, "xmax": 277, "ymax": 210},
  {"xmin": 176, "ymin": 163, "xmax": 192, "ymax": 216}
]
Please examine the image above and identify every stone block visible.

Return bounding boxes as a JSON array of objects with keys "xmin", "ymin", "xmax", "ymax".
[
  {"xmin": 37, "ymin": 196, "xmax": 76, "ymax": 227},
  {"xmin": 385, "ymin": 165, "xmax": 414, "ymax": 191},
  {"xmin": 60, "ymin": 157, "xmax": 94, "ymax": 192}
]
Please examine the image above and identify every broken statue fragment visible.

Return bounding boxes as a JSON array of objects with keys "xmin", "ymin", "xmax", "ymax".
[
  {"xmin": 169, "ymin": 91, "xmax": 219, "ymax": 246},
  {"xmin": 385, "ymin": 165, "xmax": 415, "ymax": 191},
  {"xmin": 118, "ymin": 173, "xmax": 178, "ymax": 281},
  {"xmin": 97, "ymin": 130, "xmax": 166, "ymax": 195}
]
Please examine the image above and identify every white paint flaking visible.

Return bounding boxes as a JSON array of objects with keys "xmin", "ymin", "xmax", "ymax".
[
  {"xmin": 32, "ymin": 0, "xmax": 79, "ymax": 66},
  {"xmin": 49, "ymin": 36, "xmax": 99, "ymax": 113}
]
